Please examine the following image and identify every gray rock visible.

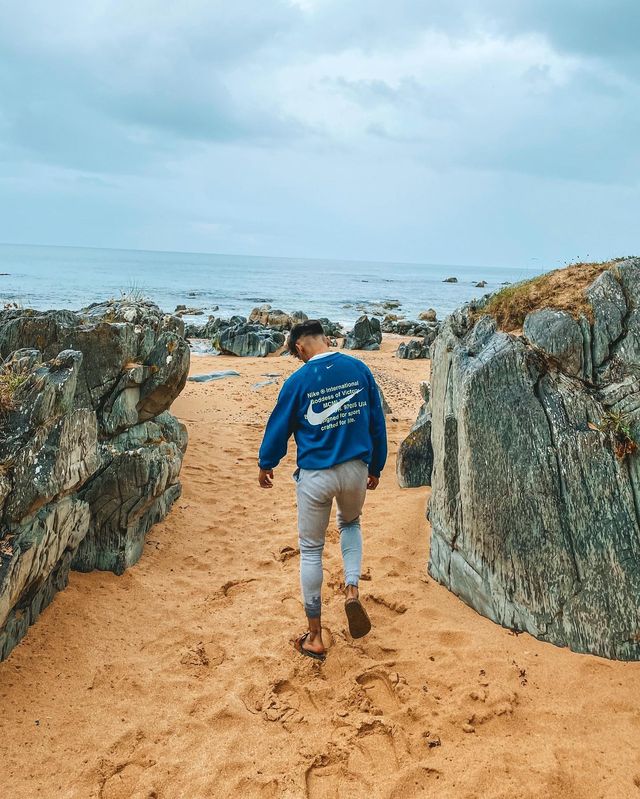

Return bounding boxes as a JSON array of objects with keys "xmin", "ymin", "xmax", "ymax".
[
  {"xmin": 443, "ymin": 277, "xmax": 458, "ymax": 283},
  {"xmin": 523, "ymin": 308, "xmax": 584, "ymax": 377},
  {"xmin": 397, "ymin": 405, "xmax": 433, "ymax": 488},
  {"xmin": 188, "ymin": 370, "xmax": 240, "ymax": 383},
  {"xmin": 212, "ymin": 323, "xmax": 285, "ymax": 357},
  {"xmin": 419, "ymin": 309, "xmax": 437, "ymax": 322},
  {"xmin": 0, "ymin": 497, "xmax": 91, "ymax": 660},
  {"xmin": 290, "ymin": 310, "xmax": 309, "ymax": 326},
  {"xmin": 248, "ymin": 306, "xmax": 293, "ymax": 330},
  {"xmin": 0, "ymin": 300, "xmax": 189, "ymax": 660},
  {"xmin": 343, "ymin": 315, "xmax": 382, "ymax": 351},
  {"xmin": 318, "ymin": 318, "xmax": 345, "ymax": 338},
  {"xmin": 586, "ymin": 270, "xmax": 626, "ymax": 371},
  {"xmin": 378, "ymin": 386, "xmax": 391, "ymax": 416},
  {"xmin": 418, "ymin": 258, "xmax": 640, "ymax": 660},
  {"xmin": 72, "ymin": 424, "xmax": 185, "ymax": 575},
  {"xmin": 382, "ymin": 318, "xmax": 441, "ymax": 342},
  {"xmin": 396, "ymin": 339, "xmax": 430, "ymax": 360}
]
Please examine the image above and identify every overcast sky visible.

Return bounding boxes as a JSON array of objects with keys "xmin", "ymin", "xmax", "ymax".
[{"xmin": 1, "ymin": 1, "xmax": 638, "ymax": 267}]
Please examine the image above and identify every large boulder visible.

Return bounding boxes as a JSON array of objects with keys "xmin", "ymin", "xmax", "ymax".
[
  {"xmin": 0, "ymin": 300, "xmax": 190, "ymax": 660},
  {"xmin": 212, "ymin": 322, "xmax": 285, "ymax": 357},
  {"xmin": 403, "ymin": 258, "xmax": 640, "ymax": 660},
  {"xmin": 185, "ymin": 315, "xmax": 246, "ymax": 340},
  {"xmin": 318, "ymin": 318, "xmax": 345, "ymax": 338},
  {"xmin": 396, "ymin": 339, "xmax": 430, "ymax": 360},
  {"xmin": 343, "ymin": 315, "xmax": 382, "ymax": 351},
  {"xmin": 397, "ymin": 382, "xmax": 433, "ymax": 488},
  {"xmin": 382, "ymin": 317, "xmax": 441, "ymax": 342},
  {"xmin": 248, "ymin": 305, "xmax": 309, "ymax": 331}
]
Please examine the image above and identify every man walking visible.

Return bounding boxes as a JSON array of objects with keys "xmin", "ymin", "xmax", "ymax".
[{"xmin": 258, "ymin": 320, "xmax": 387, "ymax": 661}]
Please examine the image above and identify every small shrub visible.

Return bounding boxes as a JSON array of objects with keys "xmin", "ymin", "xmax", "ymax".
[
  {"xmin": 593, "ymin": 411, "xmax": 638, "ymax": 460},
  {"xmin": 118, "ymin": 282, "xmax": 149, "ymax": 303},
  {"xmin": 0, "ymin": 372, "xmax": 28, "ymax": 415}
]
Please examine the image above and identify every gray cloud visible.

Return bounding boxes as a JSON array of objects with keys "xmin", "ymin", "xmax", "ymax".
[{"xmin": 0, "ymin": 0, "xmax": 638, "ymax": 264}]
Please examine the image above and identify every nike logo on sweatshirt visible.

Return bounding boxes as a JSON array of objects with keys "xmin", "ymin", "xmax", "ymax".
[{"xmin": 305, "ymin": 388, "xmax": 364, "ymax": 426}]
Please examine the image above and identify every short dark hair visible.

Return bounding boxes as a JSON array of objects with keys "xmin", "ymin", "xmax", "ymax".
[{"xmin": 287, "ymin": 319, "xmax": 325, "ymax": 356}]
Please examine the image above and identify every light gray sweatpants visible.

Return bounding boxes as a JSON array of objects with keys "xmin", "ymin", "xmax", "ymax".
[{"xmin": 295, "ymin": 458, "xmax": 368, "ymax": 619}]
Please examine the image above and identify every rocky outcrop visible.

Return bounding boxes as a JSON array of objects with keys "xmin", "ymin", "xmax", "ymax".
[
  {"xmin": 382, "ymin": 318, "xmax": 440, "ymax": 342},
  {"xmin": 185, "ymin": 315, "xmax": 245, "ymax": 340},
  {"xmin": 413, "ymin": 257, "xmax": 640, "ymax": 660},
  {"xmin": 0, "ymin": 302, "xmax": 189, "ymax": 660},
  {"xmin": 212, "ymin": 322, "xmax": 286, "ymax": 357},
  {"xmin": 186, "ymin": 312, "xmax": 345, "ymax": 346},
  {"xmin": 396, "ymin": 339, "xmax": 430, "ymax": 360},
  {"xmin": 318, "ymin": 318, "xmax": 346, "ymax": 339},
  {"xmin": 343, "ymin": 316, "xmax": 382, "ymax": 351},
  {"xmin": 248, "ymin": 305, "xmax": 308, "ymax": 330}
]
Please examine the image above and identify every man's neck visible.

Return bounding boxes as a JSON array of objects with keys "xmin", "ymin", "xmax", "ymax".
[{"xmin": 307, "ymin": 350, "xmax": 333, "ymax": 362}]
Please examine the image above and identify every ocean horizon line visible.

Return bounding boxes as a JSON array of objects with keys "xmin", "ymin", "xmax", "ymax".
[{"xmin": 0, "ymin": 240, "xmax": 539, "ymax": 274}]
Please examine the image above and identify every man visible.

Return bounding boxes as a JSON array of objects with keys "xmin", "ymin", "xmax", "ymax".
[{"xmin": 258, "ymin": 319, "xmax": 387, "ymax": 661}]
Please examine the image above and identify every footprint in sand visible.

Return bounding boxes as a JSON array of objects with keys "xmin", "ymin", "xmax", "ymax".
[
  {"xmin": 261, "ymin": 679, "xmax": 318, "ymax": 723},
  {"xmin": 460, "ymin": 684, "xmax": 519, "ymax": 729},
  {"xmin": 355, "ymin": 670, "xmax": 401, "ymax": 714},
  {"xmin": 305, "ymin": 725, "xmax": 406, "ymax": 799},
  {"xmin": 367, "ymin": 593, "xmax": 408, "ymax": 615},
  {"xmin": 179, "ymin": 639, "xmax": 225, "ymax": 669}
]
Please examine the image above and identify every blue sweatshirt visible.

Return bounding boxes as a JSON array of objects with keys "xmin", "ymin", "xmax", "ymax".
[{"xmin": 258, "ymin": 351, "xmax": 387, "ymax": 477}]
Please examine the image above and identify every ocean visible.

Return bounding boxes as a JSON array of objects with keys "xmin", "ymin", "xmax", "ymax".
[{"xmin": 0, "ymin": 243, "xmax": 544, "ymax": 327}]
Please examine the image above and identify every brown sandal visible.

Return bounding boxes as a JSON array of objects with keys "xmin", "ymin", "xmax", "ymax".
[
  {"xmin": 294, "ymin": 632, "xmax": 326, "ymax": 661},
  {"xmin": 345, "ymin": 598, "xmax": 372, "ymax": 639}
]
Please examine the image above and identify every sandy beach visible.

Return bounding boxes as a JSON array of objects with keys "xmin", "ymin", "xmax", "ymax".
[{"xmin": 1, "ymin": 336, "xmax": 640, "ymax": 799}]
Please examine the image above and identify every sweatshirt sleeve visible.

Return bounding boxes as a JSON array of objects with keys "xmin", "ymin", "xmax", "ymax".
[
  {"xmin": 258, "ymin": 380, "xmax": 299, "ymax": 470},
  {"xmin": 366, "ymin": 369, "xmax": 388, "ymax": 477}
]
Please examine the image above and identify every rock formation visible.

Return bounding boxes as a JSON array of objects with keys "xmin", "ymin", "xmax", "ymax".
[
  {"xmin": 0, "ymin": 301, "xmax": 189, "ymax": 660},
  {"xmin": 403, "ymin": 258, "xmax": 640, "ymax": 660},
  {"xmin": 343, "ymin": 315, "xmax": 382, "ymax": 351},
  {"xmin": 248, "ymin": 305, "xmax": 308, "ymax": 330},
  {"xmin": 396, "ymin": 339, "xmax": 430, "ymax": 360},
  {"xmin": 212, "ymin": 321, "xmax": 286, "ymax": 357},
  {"xmin": 381, "ymin": 317, "xmax": 440, "ymax": 341},
  {"xmin": 397, "ymin": 382, "xmax": 433, "ymax": 488},
  {"xmin": 317, "ymin": 318, "xmax": 346, "ymax": 339}
]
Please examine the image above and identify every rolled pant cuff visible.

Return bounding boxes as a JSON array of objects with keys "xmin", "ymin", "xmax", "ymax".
[{"xmin": 304, "ymin": 600, "xmax": 322, "ymax": 619}]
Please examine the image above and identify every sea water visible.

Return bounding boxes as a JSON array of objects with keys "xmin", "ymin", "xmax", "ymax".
[{"xmin": 0, "ymin": 243, "xmax": 544, "ymax": 327}]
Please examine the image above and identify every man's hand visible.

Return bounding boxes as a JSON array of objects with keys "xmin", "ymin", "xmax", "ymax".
[
  {"xmin": 259, "ymin": 468, "xmax": 274, "ymax": 488},
  {"xmin": 367, "ymin": 475, "xmax": 379, "ymax": 490}
]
